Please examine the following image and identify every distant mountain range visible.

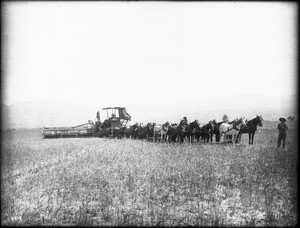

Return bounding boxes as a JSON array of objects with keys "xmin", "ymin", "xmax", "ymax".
[{"xmin": 2, "ymin": 94, "xmax": 297, "ymax": 129}]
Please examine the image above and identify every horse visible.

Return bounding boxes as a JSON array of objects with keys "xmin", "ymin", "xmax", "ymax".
[
  {"xmin": 189, "ymin": 119, "xmax": 201, "ymax": 142},
  {"xmin": 136, "ymin": 123, "xmax": 146, "ymax": 139},
  {"xmin": 236, "ymin": 115, "xmax": 263, "ymax": 145},
  {"xmin": 211, "ymin": 119, "xmax": 241, "ymax": 143},
  {"xmin": 200, "ymin": 120, "xmax": 215, "ymax": 143},
  {"xmin": 210, "ymin": 119, "xmax": 223, "ymax": 143},
  {"xmin": 167, "ymin": 123, "xmax": 179, "ymax": 143},
  {"xmin": 219, "ymin": 117, "xmax": 245, "ymax": 144},
  {"xmin": 138, "ymin": 122, "xmax": 155, "ymax": 140},
  {"xmin": 153, "ymin": 121, "xmax": 170, "ymax": 142},
  {"xmin": 177, "ymin": 120, "xmax": 192, "ymax": 143},
  {"xmin": 124, "ymin": 123, "xmax": 139, "ymax": 139}
]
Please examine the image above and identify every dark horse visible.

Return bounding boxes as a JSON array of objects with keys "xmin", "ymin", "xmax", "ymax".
[
  {"xmin": 200, "ymin": 121, "xmax": 214, "ymax": 143},
  {"xmin": 236, "ymin": 115, "xmax": 263, "ymax": 144},
  {"xmin": 168, "ymin": 121, "xmax": 191, "ymax": 144},
  {"xmin": 210, "ymin": 120, "xmax": 224, "ymax": 143},
  {"xmin": 176, "ymin": 121, "xmax": 191, "ymax": 143},
  {"xmin": 167, "ymin": 123, "xmax": 179, "ymax": 143},
  {"xmin": 124, "ymin": 123, "xmax": 139, "ymax": 139},
  {"xmin": 138, "ymin": 122, "xmax": 155, "ymax": 140},
  {"xmin": 175, "ymin": 119, "xmax": 201, "ymax": 143},
  {"xmin": 189, "ymin": 119, "xmax": 201, "ymax": 142}
]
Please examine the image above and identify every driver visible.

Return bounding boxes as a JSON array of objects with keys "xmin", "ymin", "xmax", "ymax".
[
  {"xmin": 109, "ymin": 113, "xmax": 120, "ymax": 123},
  {"xmin": 180, "ymin": 116, "xmax": 188, "ymax": 126}
]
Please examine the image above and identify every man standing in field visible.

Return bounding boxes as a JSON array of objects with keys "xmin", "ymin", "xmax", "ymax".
[{"xmin": 277, "ymin": 117, "xmax": 288, "ymax": 148}]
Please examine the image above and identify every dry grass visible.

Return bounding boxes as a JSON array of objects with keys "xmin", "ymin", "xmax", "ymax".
[{"xmin": 1, "ymin": 125, "xmax": 298, "ymax": 226}]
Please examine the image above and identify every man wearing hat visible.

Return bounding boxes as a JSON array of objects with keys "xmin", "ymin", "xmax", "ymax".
[
  {"xmin": 180, "ymin": 116, "xmax": 188, "ymax": 126},
  {"xmin": 277, "ymin": 117, "xmax": 288, "ymax": 148},
  {"xmin": 222, "ymin": 114, "xmax": 229, "ymax": 123}
]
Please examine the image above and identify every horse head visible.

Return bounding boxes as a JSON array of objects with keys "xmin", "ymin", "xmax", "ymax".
[
  {"xmin": 190, "ymin": 119, "xmax": 200, "ymax": 130},
  {"xmin": 231, "ymin": 117, "xmax": 244, "ymax": 130},
  {"xmin": 256, "ymin": 115, "xmax": 263, "ymax": 127},
  {"xmin": 147, "ymin": 122, "xmax": 153, "ymax": 130},
  {"xmin": 133, "ymin": 122, "xmax": 140, "ymax": 131},
  {"xmin": 162, "ymin": 121, "xmax": 170, "ymax": 131}
]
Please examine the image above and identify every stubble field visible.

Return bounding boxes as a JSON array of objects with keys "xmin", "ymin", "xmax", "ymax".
[{"xmin": 1, "ymin": 122, "xmax": 298, "ymax": 226}]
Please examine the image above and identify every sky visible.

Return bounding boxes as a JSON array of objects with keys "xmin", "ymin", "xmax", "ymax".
[{"xmin": 2, "ymin": 2, "xmax": 298, "ymax": 107}]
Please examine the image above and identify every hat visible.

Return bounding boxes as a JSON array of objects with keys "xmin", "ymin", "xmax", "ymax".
[
  {"xmin": 222, "ymin": 114, "xmax": 228, "ymax": 120},
  {"xmin": 279, "ymin": 117, "xmax": 286, "ymax": 122},
  {"xmin": 183, "ymin": 116, "xmax": 187, "ymax": 119}
]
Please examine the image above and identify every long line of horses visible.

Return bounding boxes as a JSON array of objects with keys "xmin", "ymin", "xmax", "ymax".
[{"xmin": 108, "ymin": 115, "xmax": 263, "ymax": 145}]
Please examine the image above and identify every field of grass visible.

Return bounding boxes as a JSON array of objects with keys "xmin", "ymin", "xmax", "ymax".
[{"xmin": 1, "ymin": 122, "xmax": 298, "ymax": 226}]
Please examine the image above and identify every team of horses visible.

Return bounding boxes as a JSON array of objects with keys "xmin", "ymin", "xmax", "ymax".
[{"xmin": 113, "ymin": 115, "xmax": 263, "ymax": 145}]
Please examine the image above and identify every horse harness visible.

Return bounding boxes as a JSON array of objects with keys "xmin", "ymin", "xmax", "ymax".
[{"xmin": 223, "ymin": 121, "xmax": 241, "ymax": 133}]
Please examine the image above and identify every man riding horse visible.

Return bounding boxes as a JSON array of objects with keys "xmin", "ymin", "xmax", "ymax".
[
  {"xmin": 177, "ymin": 117, "xmax": 190, "ymax": 143},
  {"xmin": 180, "ymin": 116, "xmax": 188, "ymax": 126}
]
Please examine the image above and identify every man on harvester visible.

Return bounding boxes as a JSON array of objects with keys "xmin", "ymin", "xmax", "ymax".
[
  {"xmin": 109, "ymin": 113, "xmax": 118, "ymax": 121},
  {"xmin": 108, "ymin": 113, "xmax": 121, "ymax": 129}
]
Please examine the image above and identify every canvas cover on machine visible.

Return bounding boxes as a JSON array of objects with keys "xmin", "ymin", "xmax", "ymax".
[{"xmin": 118, "ymin": 108, "xmax": 131, "ymax": 121}]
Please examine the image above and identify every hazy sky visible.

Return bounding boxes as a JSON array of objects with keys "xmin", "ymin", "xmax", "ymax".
[{"xmin": 3, "ymin": 2, "xmax": 297, "ymax": 107}]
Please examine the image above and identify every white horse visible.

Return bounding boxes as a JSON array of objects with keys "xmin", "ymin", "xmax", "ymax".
[
  {"xmin": 219, "ymin": 117, "xmax": 245, "ymax": 144},
  {"xmin": 153, "ymin": 121, "xmax": 170, "ymax": 142}
]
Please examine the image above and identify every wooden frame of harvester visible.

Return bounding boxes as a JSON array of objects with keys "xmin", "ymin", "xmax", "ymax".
[{"xmin": 42, "ymin": 107, "xmax": 131, "ymax": 139}]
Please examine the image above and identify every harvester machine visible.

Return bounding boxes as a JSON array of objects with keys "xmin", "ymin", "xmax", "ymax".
[{"xmin": 42, "ymin": 106, "xmax": 131, "ymax": 139}]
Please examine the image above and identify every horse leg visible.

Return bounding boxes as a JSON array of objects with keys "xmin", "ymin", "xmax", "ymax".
[
  {"xmin": 233, "ymin": 134, "xmax": 237, "ymax": 145},
  {"xmin": 221, "ymin": 133, "xmax": 225, "ymax": 143},
  {"xmin": 237, "ymin": 132, "xmax": 242, "ymax": 143},
  {"xmin": 236, "ymin": 132, "xmax": 240, "ymax": 144},
  {"xmin": 251, "ymin": 133, "xmax": 255, "ymax": 145},
  {"xmin": 248, "ymin": 133, "xmax": 251, "ymax": 145}
]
